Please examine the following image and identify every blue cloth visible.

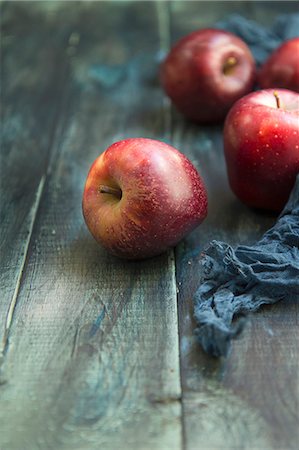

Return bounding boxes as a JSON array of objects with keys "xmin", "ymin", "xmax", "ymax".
[
  {"xmin": 194, "ymin": 176, "xmax": 299, "ymax": 357},
  {"xmin": 217, "ymin": 13, "xmax": 299, "ymax": 64},
  {"xmin": 193, "ymin": 14, "xmax": 299, "ymax": 357}
]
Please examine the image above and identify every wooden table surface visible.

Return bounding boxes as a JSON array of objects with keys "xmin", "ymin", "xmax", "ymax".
[{"xmin": 1, "ymin": 1, "xmax": 298, "ymax": 449}]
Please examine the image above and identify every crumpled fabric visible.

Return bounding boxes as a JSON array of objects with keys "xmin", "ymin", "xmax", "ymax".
[
  {"xmin": 193, "ymin": 14, "xmax": 299, "ymax": 357},
  {"xmin": 216, "ymin": 13, "xmax": 299, "ymax": 64},
  {"xmin": 194, "ymin": 176, "xmax": 299, "ymax": 357}
]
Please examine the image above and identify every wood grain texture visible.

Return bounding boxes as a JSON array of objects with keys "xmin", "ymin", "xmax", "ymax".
[
  {"xmin": 1, "ymin": 1, "xmax": 298, "ymax": 450},
  {"xmin": 1, "ymin": 2, "xmax": 182, "ymax": 449},
  {"xmin": 172, "ymin": 2, "xmax": 299, "ymax": 450},
  {"xmin": 0, "ymin": 1, "xmax": 71, "ymax": 356}
]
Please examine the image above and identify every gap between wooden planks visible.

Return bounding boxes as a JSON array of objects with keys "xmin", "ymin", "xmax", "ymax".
[{"xmin": 0, "ymin": 2, "xmax": 183, "ymax": 449}]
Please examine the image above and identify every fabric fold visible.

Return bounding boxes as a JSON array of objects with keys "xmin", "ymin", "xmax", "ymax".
[{"xmin": 194, "ymin": 175, "xmax": 299, "ymax": 357}]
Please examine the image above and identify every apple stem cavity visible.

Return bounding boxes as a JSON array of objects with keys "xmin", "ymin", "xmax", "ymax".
[
  {"xmin": 99, "ymin": 184, "xmax": 122, "ymax": 199},
  {"xmin": 273, "ymin": 91, "xmax": 281, "ymax": 109},
  {"xmin": 223, "ymin": 56, "xmax": 238, "ymax": 75}
]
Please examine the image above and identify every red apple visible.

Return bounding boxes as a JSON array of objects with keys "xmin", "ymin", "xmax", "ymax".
[
  {"xmin": 258, "ymin": 38, "xmax": 299, "ymax": 92},
  {"xmin": 160, "ymin": 28, "xmax": 256, "ymax": 123},
  {"xmin": 223, "ymin": 88, "xmax": 299, "ymax": 212},
  {"xmin": 82, "ymin": 138, "xmax": 208, "ymax": 259}
]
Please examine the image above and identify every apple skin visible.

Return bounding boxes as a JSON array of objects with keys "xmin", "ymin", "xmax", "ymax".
[
  {"xmin": 160, "ymin": 28, "xmax": 256, "ymax": 123},
  {"xmin": 223, "ymin": 88, "xmax": 299, "ymax": 212},
  {"xmin": 258, "ymin": 38, "xmax": 299, "ymax": 92},
  {"xmin": 82, "ymin": 138, "xmax": 208, "ymax": 259}
]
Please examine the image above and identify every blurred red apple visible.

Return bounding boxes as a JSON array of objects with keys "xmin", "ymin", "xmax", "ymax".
[
  {"xmin": 223, "ymin": 88, "xmax": 299, "ymax": 212},
  {"xmin": 82, "ymin": 138, "xmax": 208, "ymax": 259},
  {"xmin": 160, "ymin": 28, "xmax": 256, "ymax": 123},
  {"xmin": 258, "ymin": 37, "xmax": 299, "ymax": 92}
]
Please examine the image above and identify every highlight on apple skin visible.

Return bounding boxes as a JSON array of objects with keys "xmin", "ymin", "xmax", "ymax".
[
  {"xmin": 223, "ymin": 88, "xmax": 299, "ymax": 212},
  {"xmin": 258, "ymin": 37, "xmax": 299, "ymax": 92},
  {"xmin": 82, "ymin": 138, "xmax": 208, "ymax": 259},
  {"xmin": 160, "ymin": 28, "xmax": 256, "ymax": 124}
]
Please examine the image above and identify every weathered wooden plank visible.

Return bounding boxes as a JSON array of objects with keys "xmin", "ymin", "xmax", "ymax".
[
  {"xmin": 0, "ymin": 2, "xmax": 182, "ymax": 449},
  {"xmin": 171, "ymin": 1, "xmax": 299, "ymax": 449},
  {"xmin": 0, "ymin": 0, "xmax": 71, "ymax": 357}
]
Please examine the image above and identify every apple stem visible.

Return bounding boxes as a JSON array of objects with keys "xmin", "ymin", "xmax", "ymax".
[
  {"xmin": 273, "ymin": 91, "xmax": 281, "ymax": 109},
  {"xmin": 99, "ymin": 184, "xmax": 122, "ymax": 199},
  {"xmin": 223, "ymin": 56, "xmax": 237, "ymax": 75}
]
